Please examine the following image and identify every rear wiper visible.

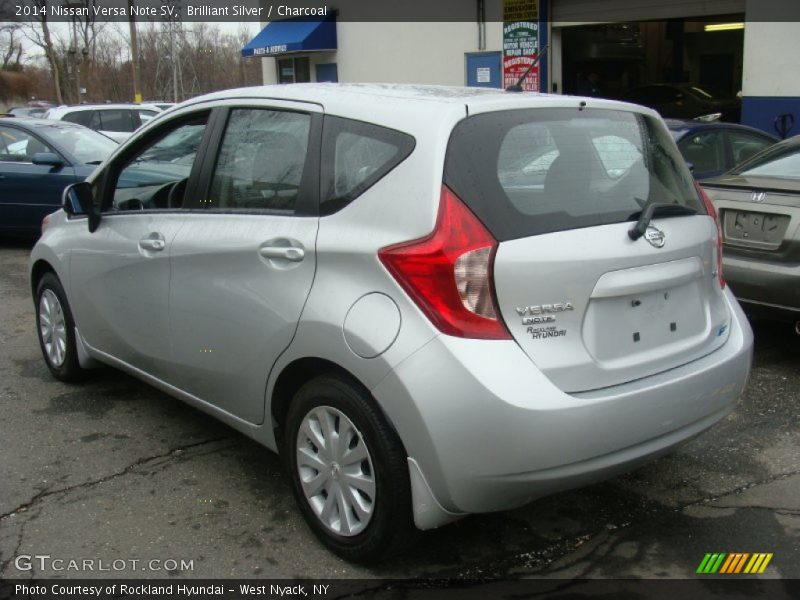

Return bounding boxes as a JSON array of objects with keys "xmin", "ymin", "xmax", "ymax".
[{"xmin": 628, "ymin": 202, "xmax": 697, "ymax": 241}]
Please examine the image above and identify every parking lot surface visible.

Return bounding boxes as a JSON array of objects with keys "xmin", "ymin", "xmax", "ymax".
[{"xmin": 1, "ymin": 241, "xmax": 798, "ymax": 579}]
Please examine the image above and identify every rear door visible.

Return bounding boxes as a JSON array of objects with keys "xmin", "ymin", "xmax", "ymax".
[
  {"xmin": 168, "ymin": 101, "xmax": 321, "ymax": 424},
  {"xmin": 446, "ymin": 105, "xmax": 730, "ymax": 392}
]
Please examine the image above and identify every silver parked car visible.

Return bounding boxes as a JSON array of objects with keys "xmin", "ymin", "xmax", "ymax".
[
  {"xmin": 702, "ymin": 135, "xmax": 800, "ymax": 331},
  {"xmin": 29, "ymin": 84, "xmax": 753, "ymax": 562}
]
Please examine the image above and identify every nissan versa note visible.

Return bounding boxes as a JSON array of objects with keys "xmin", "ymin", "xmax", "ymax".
[{"xmin": 29, "ymin": 84, "xmax": 753, "ymax": 562}]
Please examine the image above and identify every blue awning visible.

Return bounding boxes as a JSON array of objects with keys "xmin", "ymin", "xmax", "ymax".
[{"xmin": 241, "ymin": 15, "xmax": 337, "ymax": 58}]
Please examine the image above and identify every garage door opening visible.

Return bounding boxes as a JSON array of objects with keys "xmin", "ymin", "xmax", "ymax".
[{"xmin": 559, "ymin": 17, "xmax": 745, "ymax": 122}]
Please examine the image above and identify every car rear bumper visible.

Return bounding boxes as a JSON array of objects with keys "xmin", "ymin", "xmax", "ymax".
[
  {"xmin": 724, "ymin": 254, "xmax": 800, "ymax": 320},
  {"xmin": 373, "ymin": 287, "xmax": 753, "ymax": 525}
]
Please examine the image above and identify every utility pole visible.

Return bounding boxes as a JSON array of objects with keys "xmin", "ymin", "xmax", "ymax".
[
  {"xmin": 128, "ymin": 0, "xmax": 142, "ymax": 103},
  {"xmin": 71, "ymin": 16, "xmax": 81, "ymax": 102},
  {"xmin": 170, "ymin": 24, "xmax": 178, "ymax": 102}
]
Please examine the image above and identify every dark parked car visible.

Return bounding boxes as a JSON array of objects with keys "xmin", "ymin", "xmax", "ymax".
[
  {"xmin": 622, "ymin": 83, "xmax": 741, "ymax": 122},
  {"xmin": 0, "ymin": 118, "xmax": 117, "ymax": 236},
  {"xmin": 666, "ymin": 119, "xmax": 778, "ymax": 180},
  {"xmin": 702, "ymin": 135, "xmax": 800, "ymax": 329}
]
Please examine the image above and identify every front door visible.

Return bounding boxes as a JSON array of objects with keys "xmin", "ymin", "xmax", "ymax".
[
  {"xmin": 168, "ymin": 103, "xmax": 321, "ymax": 424},
  {"xmin": 68, "ymin": 111, "xmax": 212, "ymax": 380}
]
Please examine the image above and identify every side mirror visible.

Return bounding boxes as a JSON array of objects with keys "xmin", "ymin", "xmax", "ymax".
[
  {"xmin": 32, "ymin": 152, "xmax": 64, "ymax": 168},
  {"xmin": 62, "ymin": 181, "xmax": 101, "ymax": 232},
  {"xmin": 686, "ymin": 162, "xmax": 695, "ymax": 173}
]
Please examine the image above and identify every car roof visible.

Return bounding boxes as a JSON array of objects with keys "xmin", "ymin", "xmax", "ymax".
[
  {"xmin": 0, "ymin": 117, "xmax": 84, "ymax": 129},
  {"xmin": 0, "ymin": 117, "xmax": 86, "ymax": 129},
  {"xmin": 47, "ymin": 103, "xmax": 162, "ymax": 113},
  {"xmin": 182, "ymin": 83, "xmax": 657, "ymax": 121},
  {"xmin": 664, "ymin": 118, "xmax": 778, "ymax": 140}
]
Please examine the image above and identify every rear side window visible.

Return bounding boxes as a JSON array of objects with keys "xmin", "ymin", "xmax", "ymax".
[
  {"xmin": 444, "ymin": 107, "xmax": 704, "ymax": 241},
  {"xmin": 137, "ymin": 109, "xmax": 159, "ymax": 126},
  {"xmin": 320, "ymin": 116, "xmax": 415, "ymax": 215},
  {"xmin": 98, "ymin": 109, "xmax": 134, "ymax": 132},
  {"xmin": 727, "ymin": 130, "xmax": 773, "ymax": 165},
  {"xmin": 678, "ymin": 130, "xmax": 725, "ymax": 175},
  {"xmin": 207, "ymin": 108, "xmax": 311, "ymax": 212},
  {"xmin": 62, "ymin": 110, "xmax": 92, "ymax": 126}
]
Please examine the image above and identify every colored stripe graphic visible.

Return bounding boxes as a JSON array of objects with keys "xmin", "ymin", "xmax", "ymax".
[
  {"xmin": 697, "ymin": 553, "xmax": 727, "ymax": 573},
  {"xmin": 734, "ymin": 553, "xmax": 750, "ymax": 573},
  {"xmin": 759, "ymin": 554, "xmax": 773, "ymax": 573},
  {"xmin": 719, "ymin": 554, "xmax": 736, "ymax": 573},
  {"xmin": 697, "ymin": 553, "xmax": 713, "ymax": 573},
  {"xmin": 745, "ymin": 554, "xmax": 761, "ymax": 573},
  {"xmin": 698, "ymin": 553, "xmax": 773, "ymax": 574}
]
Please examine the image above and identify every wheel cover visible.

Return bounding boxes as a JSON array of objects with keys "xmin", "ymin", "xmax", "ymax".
[
  {"xmin": 39, "ymin": 289, "xmax": 67, "ymax": 368},
  {"xmin": 296, "ymin": 406, "xmax": 376, "ymax": 537}
]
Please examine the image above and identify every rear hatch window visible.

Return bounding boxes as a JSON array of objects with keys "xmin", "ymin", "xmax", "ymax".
[
  {"xmin": 446, "ymin": 107, "xmax": 729, "ymax": 392},
  {"xmin": 444, "ymin": 107, "xmax": 705, "ymax": 241}
]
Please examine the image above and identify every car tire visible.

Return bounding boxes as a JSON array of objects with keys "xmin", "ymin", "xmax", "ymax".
[
  {"xmin": 284, "ymin": 374, "xmax": 418, "ymax": 563},
  {"xmin": 35, "ymin": 272, "xmax": 86, "ymax": 382}
]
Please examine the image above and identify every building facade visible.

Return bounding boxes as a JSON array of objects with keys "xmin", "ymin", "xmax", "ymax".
[{"xmin": 245, "ymin": 0, "xmax": 800, "ymax": 137}]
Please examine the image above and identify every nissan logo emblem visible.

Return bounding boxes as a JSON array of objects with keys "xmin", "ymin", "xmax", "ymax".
[{"xmin": 644, "ymin": 225, "xmax": 666, "ymax": 248}]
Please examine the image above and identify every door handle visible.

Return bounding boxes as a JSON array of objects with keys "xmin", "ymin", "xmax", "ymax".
[
  {"xmin": 259, "ymin": 246, "xmax": 305, "ymax": 262},
  {"xmin": 139, "ymin": 236, "xmax": 166, "ymax": 252}
]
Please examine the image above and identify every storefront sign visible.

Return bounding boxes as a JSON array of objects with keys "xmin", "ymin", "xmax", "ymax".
[
  {"xmin": 503, "ymin": 0, "xmax": 538, "ymax": 21},
  {"xmin": 503, "ymin": 0, "xmax": 540, "ymax": 91}
]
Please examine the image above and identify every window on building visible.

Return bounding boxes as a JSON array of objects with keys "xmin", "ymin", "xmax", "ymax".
[{"xmin": 277, "ymin": 57, "xmax": 311, "ymax": 84}]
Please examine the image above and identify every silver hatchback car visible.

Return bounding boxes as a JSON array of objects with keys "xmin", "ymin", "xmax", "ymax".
[{"xmin": 30, "ymin": 84, "xmax": 753, "ymax": 562}]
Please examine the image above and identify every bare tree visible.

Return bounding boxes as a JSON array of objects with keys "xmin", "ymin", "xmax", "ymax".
[
  {"xmin": 1, "ymin": 24, "xmax": 24, "ymax": 70},
  {"xmin": 21, "ymin": 0, "xmax": 64, "ymax": 104}
]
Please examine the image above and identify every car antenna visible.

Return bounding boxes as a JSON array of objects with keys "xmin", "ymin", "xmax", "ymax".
[{"xmin": 506, "ymin": 44, "xmax": 550, "ymax": 93}]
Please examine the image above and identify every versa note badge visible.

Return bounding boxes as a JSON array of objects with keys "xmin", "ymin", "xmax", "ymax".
[
  {"xmin": 751, "ymin": 191, "xmax": 767, "ymax": 203},
  {"xmin": 644, "ymin": 225, "xmax": 666, "ymax": 248}
]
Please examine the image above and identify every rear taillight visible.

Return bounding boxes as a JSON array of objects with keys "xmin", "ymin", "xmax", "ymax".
[
  {"xmin": 697, "ymin": 183, "xmax": 726, "ymax": 288},
  {"xmin": 379, "ymin": 185, "xmax": 511, "ymax": 340}
]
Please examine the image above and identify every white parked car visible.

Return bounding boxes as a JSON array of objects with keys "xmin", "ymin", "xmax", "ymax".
[{"xmin": 43, "ymin": 103, "xmax": 162, "ymax": 142}]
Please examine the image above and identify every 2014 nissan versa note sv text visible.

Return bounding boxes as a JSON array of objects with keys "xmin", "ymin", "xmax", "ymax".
[{"xmin": 29, "ymin": 84, "xmax": 753, "ymax": 562}]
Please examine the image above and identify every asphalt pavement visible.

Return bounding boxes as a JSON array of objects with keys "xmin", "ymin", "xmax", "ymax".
[{"xmin": 1, "ymin": 240, "xmax": 798, "ymax": 580}]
